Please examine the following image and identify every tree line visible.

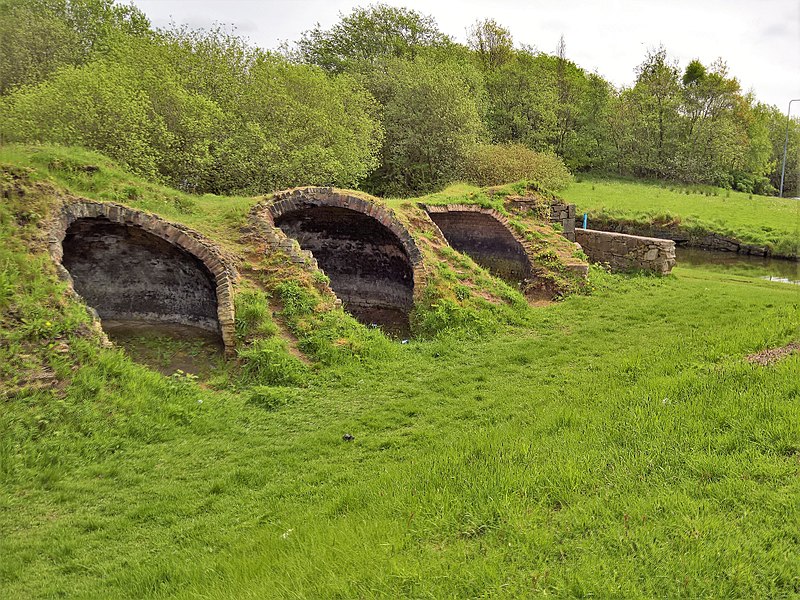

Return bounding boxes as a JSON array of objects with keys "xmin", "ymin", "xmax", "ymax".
[{"xmin": 1, "ymin": 0, "xmax": 797, "ymax": 197}]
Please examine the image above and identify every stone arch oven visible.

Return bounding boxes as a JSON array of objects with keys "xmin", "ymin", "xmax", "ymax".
[
  {"xmin": 263, "ymin": 188, "xmax": 424, "ymax": 336},
  {"xmin": 49, "ymin": 202, "xmax": 237, "ymax": 355},
  {"xmin": 421, "ymin": 204, "xmax": 535, "ymax": 286}
]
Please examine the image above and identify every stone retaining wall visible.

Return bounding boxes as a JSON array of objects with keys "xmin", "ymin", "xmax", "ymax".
[
  {"xmin": 549, "ymin": 202, "xmax": 576, "ymax": 241},
  {"xmin": 421, "ymin": 204, "xmax": 534, "ymax": 284},
  {"xmin": 252, "ymin": 188, "xmax": 425, "ymax": 332},
  {"xmin": 575, "ymin": 229, "xmax": 676, "ymax": 274},
  {"xmin": 585, "ymin": 217, "xmax": 797, "ymax": 259}
]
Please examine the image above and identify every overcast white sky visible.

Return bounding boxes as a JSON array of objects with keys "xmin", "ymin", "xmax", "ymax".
[{"xmin": 132, "ymin": 0, "xmax": 800, "ymax": 109}]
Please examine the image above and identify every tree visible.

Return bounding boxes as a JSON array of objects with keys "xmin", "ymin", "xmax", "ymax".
[
  {"xmin": 0, "ymin": 0, "xmax": 150, "ymax": 94},
  {"xmin": 678, "ymin": 59, "xmax": 752, "ymax": 185},
  {"xmin": 467, "ymin": 19, "xmax": 513, "ymax": 71},
  {"xmin": 0, "ymin": 32, "xmax": 383, "ymax": 194},
  {"xmin": 762, "ymin": 103, "xmax": 800, "ymax": 196},
  {"xmin": 624, "ymin": 46, "xmax": 682, "ymax": 178},
  {"xmin": 362, "ymin": 56, "xmax": 485, "ymax": 195},
  {"xmin": 294, "ymin": 4, "xmax": 449, "ymax": 73},
  {"xmin": 483, "ymin": 49, "xmax": 558, "ymax": 151}
]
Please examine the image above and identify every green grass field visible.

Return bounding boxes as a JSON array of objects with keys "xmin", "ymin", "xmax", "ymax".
[
  {"xmin": 3, "ymin": 261, "xmax": 800, "ymax": 596},
  {"xmin": 562, "ymin": 175, "xmax": 800, "ymax": 256},
  {"xmin": 2, "ymin": 148, "xmax": 800, "ymax": 597}
]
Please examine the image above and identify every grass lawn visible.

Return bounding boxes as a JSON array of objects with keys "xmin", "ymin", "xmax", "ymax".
[
  {"xmin": 2, "ymin": 263, "xmax": 799, "ymax": 598},
  {"xmin": 562, "ymin": 175, "xmax": 800, "ymax": 256},
  {"xmin": 2, "ymin": 146, "xmax": 800, "ymax": 597}
]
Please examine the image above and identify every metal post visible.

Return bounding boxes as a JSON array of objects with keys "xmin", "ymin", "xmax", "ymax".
[{"xmin": 779, "ymin": 99, "xmax": 800, "ymax": 198}]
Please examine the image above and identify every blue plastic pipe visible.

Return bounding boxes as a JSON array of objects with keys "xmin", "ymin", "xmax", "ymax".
[{"xmin": 582, "ymin": 213, "xmax": 587, "ymax": 229}]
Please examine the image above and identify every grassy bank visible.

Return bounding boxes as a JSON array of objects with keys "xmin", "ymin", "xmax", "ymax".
[
  {"xmin": 2, "ymin": 147, "xmax": 800, "ymax": 597},
  {"xmin": 562, "ymin": 175, "xmax": 800, "ymax": 256},
  {"xmin": 3, "ymin": 258, "xmax": 800, "ymax": 596}
]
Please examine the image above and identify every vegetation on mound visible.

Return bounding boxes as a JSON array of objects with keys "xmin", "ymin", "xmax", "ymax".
[
  {"xmin": 461, "ymin": 143, "xmax": 572, "ymax": 191},
  {"xmin": 403, "ymin": 181, "xmax": 589, "ymax": 297},
  {"xmin": 2, "ymin": 247, "xmax": 798, "ymax": 597},
  {"xmin": 3, "ymin": 2, "xmax": 797, "ymax": 198},
  {"xmin": 0, "ymin": 146, "xmax": 590, "ymax": 392},
  {"xmin": 563, "ymin": 175, "xmax": 800, "ymax": 257}
]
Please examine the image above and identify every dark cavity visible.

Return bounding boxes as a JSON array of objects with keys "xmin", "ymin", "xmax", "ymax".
[{"xmin": 275, "ymin": 206, "xmax": 414, "ymax": 336}]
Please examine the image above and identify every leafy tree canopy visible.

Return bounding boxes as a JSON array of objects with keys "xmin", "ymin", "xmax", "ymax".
[{"xmin": 294, "ymin": 3, "xmax": 450, "ymax": 72}]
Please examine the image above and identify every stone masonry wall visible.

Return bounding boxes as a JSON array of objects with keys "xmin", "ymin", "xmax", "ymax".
[
  {"xmin": 422, "ymin": 205, "xmax": 534, "ymax": 284},
  {"xmin": 252, "ymin": 187, "xmax": 426, "ymax": 333},
  {"xmin": 549, "ymin": 202, "xmax": 576, "ymax": 242},
  {"xmin": 575, "ymin": 229, "xmax": 676, "ymax": 275},
  {"xmin": 50, "ymin": 202, "xmax": 238, "ymax": 355}
]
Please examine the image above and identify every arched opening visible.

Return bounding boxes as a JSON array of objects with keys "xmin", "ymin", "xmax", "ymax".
[
  {"xmin": 426, "ymin": 210, "xmax": 533, "ymax": 285},
  {"xmin": 274, "ymin": 206, "xmax": 415, "ymax": 335},
  {"xmin": 61, "ymin": 217, "xmax": 225, "ymax": 369}
]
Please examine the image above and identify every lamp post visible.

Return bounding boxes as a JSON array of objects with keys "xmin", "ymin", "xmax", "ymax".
[{"xmin": 779, "ymin": 99, "xmax": 800, "ymax": 198}]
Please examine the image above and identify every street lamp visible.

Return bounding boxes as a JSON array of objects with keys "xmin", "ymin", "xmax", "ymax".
[{"xmin": 779, "ymin": 98, "xmax": 800, "ymax": 198}]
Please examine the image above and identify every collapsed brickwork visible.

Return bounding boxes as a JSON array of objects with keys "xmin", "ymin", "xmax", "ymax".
[
  {"xmin": 503, "ymin": 195, "xmax": 577, "ymax": 241},
  {"xmin": 575, "ymin": 229, "xmax": 676, "ymax": 274},
  {"xmin": 50, "ymin": 202, "xmax": 238, "ymax": 355}
]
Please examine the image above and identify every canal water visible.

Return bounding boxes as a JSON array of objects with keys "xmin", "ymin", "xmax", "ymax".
[{"xmin": 676, "ymin": 247, "xmax": 799, "ymax": 285}]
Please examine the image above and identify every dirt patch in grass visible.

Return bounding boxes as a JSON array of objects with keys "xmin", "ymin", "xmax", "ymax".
[{"xmin": 746, "ymin": 342, "xmax": 800, "ymax": 366}]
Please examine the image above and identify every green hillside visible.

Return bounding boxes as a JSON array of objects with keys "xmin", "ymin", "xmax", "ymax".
[
  {"xmin": 2, "ymin": 147, "xmax": 799, "ymax": 598},
  {"xmin": 563, "ymin": 175, "xmax": 800, "ymax": 256}
]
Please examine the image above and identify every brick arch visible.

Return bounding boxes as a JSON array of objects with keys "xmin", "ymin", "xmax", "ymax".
[
  {"xmin": 256, "ymin": 187, "xmax": 425, "ymax": 334},
  {"xmin": 421, "ymin": 204, "xmax": 537, "ymax": 287},
  {"xmin": 49, "ymin": 201, "xmax": 237, "ymax": 355}
]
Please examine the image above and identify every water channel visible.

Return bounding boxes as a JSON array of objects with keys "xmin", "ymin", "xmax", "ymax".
[{"xmin": 676, "ymin": 247, "xmax": 800, "ymax": 285}]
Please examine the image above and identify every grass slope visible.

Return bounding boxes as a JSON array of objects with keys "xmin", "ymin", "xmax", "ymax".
[
  {"xmin": 2, "ymin": 146, "xmax": 800, "ymax": 598},
  {"xmin": 562, "ymin": 175, "xmax": 800, "ymax": 256},
  {"xmin": 2, "ymin": 263, "xmax": 799, "ymax": 598}
]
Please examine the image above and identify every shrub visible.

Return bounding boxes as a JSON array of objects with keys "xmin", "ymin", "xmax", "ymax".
[
  {"xmin": 0, "ymin": 33, "xmax": 382, "ymax": 194},
  {"xmin": 461, "ymin": 143, "xmax": 572, "ymax": 191}
]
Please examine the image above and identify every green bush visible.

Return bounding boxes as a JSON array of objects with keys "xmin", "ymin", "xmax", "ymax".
[
  {"xmin": 0, "ymin": 33, "xmax": 382, "ymax": 194},
  {"xmin": 362, "ymin": 54, "xmax": 485, "ymax": 196},
  {"xmin": 461, "ymin": 143, "xmax": 572, "ymax": 191}
]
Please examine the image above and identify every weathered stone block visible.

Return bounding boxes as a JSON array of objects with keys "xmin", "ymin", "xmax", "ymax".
[{"xmin": 575, "ymin": 229, "xmax": 676, "ymax": 275}]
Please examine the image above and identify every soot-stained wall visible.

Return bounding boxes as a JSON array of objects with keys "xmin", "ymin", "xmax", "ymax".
[
  {"xmin": 427, "ymin": 211, "xmax": 533, "ymax": 284},
  {"xmin": 62, "ymin": 218, "xmax": 220, "ymax": 331},
  {"xmin": 275, "ymin": 206, "xmax": 414, "ymax": 329}
]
